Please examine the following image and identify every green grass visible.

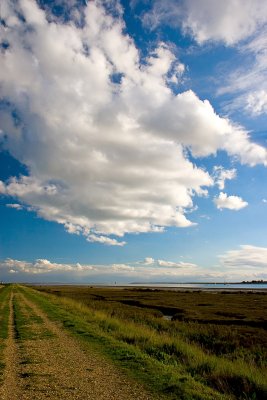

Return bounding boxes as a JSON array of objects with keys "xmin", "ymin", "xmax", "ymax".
[
  {"xmin": 21, "ymin": 285, "xmax": 267, "ymax": 399},
  {"xmin": 0, "ymin": 285, "xmax": 10, "ymax": 340},
  {"xmin": 0, "ymin": 285, "xmax": 12, "ymax": 380},
  {"xmin": 12, "ymin": 289, "xmax": 53, "ymax": 341},
  {"xmin": 13, "ymin": 293, "xmax": 38, "ymax": 341},
  {"xmin": 5, "ymin": 286, "xmax": 55, "ymax": 376}
]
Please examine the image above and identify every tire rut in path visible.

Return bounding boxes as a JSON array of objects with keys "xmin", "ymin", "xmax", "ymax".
[
  {"xmin": 15, "ymin": 291, "xmax": 156, "ymax": 400},
  {"xmin": 0, "ymin": 291, "xmax": 20, "ymax": 400}
]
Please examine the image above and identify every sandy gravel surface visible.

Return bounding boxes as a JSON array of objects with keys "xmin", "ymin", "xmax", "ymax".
[{"xmin": 0, "ymin": 289, "xmax": 156, "ymax": 400}]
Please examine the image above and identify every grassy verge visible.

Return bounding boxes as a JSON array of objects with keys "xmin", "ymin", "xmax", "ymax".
[{"xmin": 21, "ymin": 285, "xmax": 267, "ymax": 399}]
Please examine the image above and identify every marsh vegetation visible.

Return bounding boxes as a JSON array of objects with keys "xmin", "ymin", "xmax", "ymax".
[{"xmin": 31, "ymin": 285, "xmax": 267, "ymax": 399}]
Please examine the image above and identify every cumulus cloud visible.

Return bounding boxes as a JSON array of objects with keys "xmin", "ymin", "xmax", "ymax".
[
  {"xmin": 213, "ymin": 166, "xmax": 236, "ymax": 190},
  {"xmin": 141, "ymin": 1, "xmax": 267, "ymax": 116},
  {"xmin": 141, "ymin": 257, "xmax": 197, "ymax": 268},
  {"xmin": 143, "ymin": 257, "xmax": 155, "ymax": 265},
  {"xmin": 0, "ymin": 0, "xmax": 266, "ymax": 244},
  {"xmin": 214, "ymin": 192, "xmax": 248, "ymax": 210},
  {"xmin": 1, "ymin": 258, "xmax": 95, "ymax": 275}
]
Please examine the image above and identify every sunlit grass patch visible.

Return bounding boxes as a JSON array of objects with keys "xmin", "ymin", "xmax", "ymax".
[{"xmin": 0, "ymin": 285, "xmax": 12, "ymax": 381}]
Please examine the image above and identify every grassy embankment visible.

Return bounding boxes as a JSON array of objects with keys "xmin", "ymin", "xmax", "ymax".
[{"xmin": 20, "ymin": 285, "xmax": 267, "ymax": 400}]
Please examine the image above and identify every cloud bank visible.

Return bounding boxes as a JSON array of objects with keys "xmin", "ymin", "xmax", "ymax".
[
  {"xmin": 0, "ymin": 256, "xmax": 198, "ymax": 282},
  {"xmin": 0, "ymin": 0, "xmax": 266, "ymax": 244},
  {"xmin": 1, "ymin": 245, "xmax": 267, "ymax": 282}
]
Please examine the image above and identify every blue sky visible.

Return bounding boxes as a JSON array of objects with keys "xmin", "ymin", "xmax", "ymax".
[{"xmin": 0, "ymin": 0, "xmax": 267, "ymax": 283}]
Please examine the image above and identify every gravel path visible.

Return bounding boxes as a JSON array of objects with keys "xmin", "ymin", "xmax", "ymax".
[{"xmin": 0, "ymin": 289, "xmax": 156, "ymax": 400}]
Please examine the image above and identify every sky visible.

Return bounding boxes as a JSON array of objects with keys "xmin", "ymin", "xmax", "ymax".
[{"xmin": 0, "ymin": 0, "xmax": 267, "ymax": 283}]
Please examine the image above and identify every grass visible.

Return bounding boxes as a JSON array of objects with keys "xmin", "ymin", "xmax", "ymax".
[
  {"xmin": 13, "ymin": 292, "xmax": 39, "ymax": 341},
  {"xmin": 0, "ymin": 285, "xmax": 10, "ymax": 340},
  {"xmin": 35, "ymin": 286, "xmax": 267, "ymax": 366},
  {"xmin": 0, "ymin": 285, "xmax": 12, "ymax": 381},
  {"xmin": 12, "ymin": 288, "xmax": 54, "ymax": 342},
  {"xmin": 20, "ymin": 286, "xmax": 222, "ymax": 399},
  {"xmin": 20, "ymin": 285, "xmax": 267, "ymax": 399},
  {"xmin": 6, "ymin": 286, "xmax": 55, "ymax": 379}
]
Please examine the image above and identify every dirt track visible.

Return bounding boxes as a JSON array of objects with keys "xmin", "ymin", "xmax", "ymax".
[{"xmin": 0, "ymin": 288, "xmax": 155, "ymax": 400}]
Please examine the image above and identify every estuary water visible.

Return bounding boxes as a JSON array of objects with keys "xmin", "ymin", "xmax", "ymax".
[
  {"xmin": 29, "ymin": 282, "xmax": 267, "ymax": 290},
  {"xmin": 127, "ymin": 283, "xmax": 267, "ymax": 290}
]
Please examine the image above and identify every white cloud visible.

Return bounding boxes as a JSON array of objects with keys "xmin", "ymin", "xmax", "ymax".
[
  {"xmin": 1, "ymin": 258, "xmax": 95, "ymax": 275},
  {"xmin": 0, "ymin": 256, "xmax": 197, "ymax": 281},
  {"xmin": 141, "ymin": 1, "xmax": 183, "ymax": 33},
  {"xmin": 0, "ymin": 0, "xmax": 266, "ymax": 244},
  {"xmin": 1, "ymin": 249, "xmax": 267, "ymax": 282},
  {"xmin": 214, "ymin": 192, "xmax": 248, "ymax": 210},
  {"xmin": 246, "ymin": 90, "xmax": 267, "ymax": 115},
  {"xmin": 6, "ymin": 203, "xmax": 23, "ymax": 210},
  {"xmin": 219, "ymin": 28, "xmax": 267, "ymax": 116},
  {"xmin": 157, "ymin": 259, "xmax": 196, "ymax": 268},
  {"xmin": 142, "ymin": 0, "xmax": 267, "ymax": 45},
  {"xmin": 141, "ymin": 257, "xmax": 197, "ymax": 269},
  {"xmin": 87, "ymin": 234, "xmax": 126, "ymax": 247},
  {"xmin": 143, "ymin": 0, "xmax": 267, "ymax": 45},
  {"xmin": 182, "ymin": 0, "xmax": 267, "ymax": 45},
  {"xmin": 219, "ymin": 245, "xmax": 267, "ymax": 269},
  {"xmin": 213, "ymin": 166, "xmax": 236, "ymax": 190},
  {"xmin": 111, "ymin": 264, "xmax": 134, "ymax": 272},
  {"xmin": 143, "ymin": 257, "xmax": 155, "ymax": 265},
  {"xmin": 141, "ymin": 1, "xmax": 267, "ymax": 116}
]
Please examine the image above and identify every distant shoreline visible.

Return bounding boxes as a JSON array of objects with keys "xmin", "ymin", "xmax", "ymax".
[{"xmin": 21, "ymin": 282, "xmax": 267, "ymax": 292}]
